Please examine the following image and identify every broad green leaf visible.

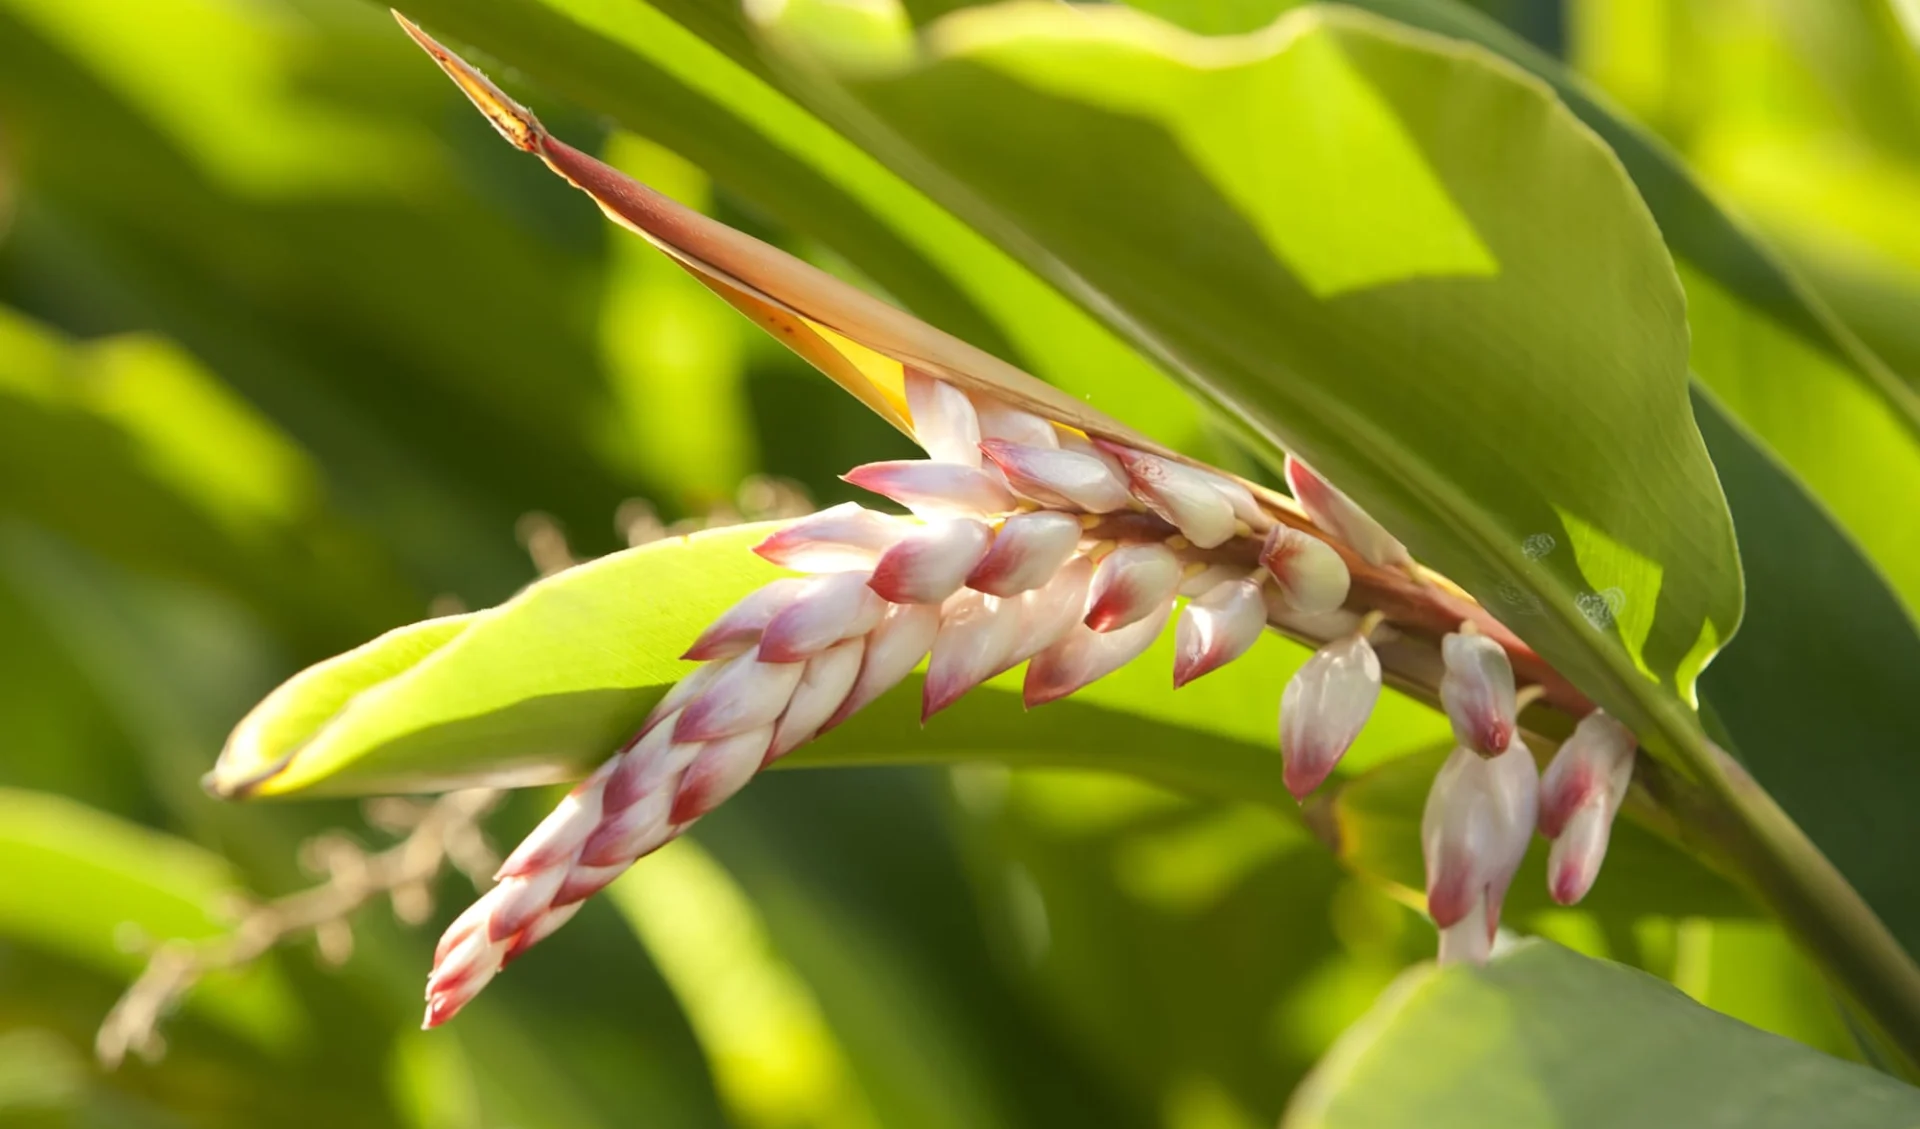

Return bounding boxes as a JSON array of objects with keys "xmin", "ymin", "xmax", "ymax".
[
  {"xmin": 0, "ymin": 787, "xmax": 303, "ymax": 1052},
  {"xmin": 1281, "ymin": 940, "xmax": 1920, "ymax": 1128},
  {"xmin": 1340, "ymin": 0, "xmax": 1920, "ymax": 612},
  {"xmin": 1693, "ymin": 392, "xmax": 1920, "ymax": 966},
  {"xmin": 209, "ymin": 521, "xmax": 1449, "ymax": 804}
]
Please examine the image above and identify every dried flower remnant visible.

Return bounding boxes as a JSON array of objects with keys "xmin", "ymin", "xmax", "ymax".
[{"xmin": 392, "ymin": 17, "xmax": 1631, "ymax": 1028}]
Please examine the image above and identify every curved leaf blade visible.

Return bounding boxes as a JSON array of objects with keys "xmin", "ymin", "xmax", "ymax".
[{"xmin": 1283, "ymin": 940, "xmax": 1920, "ymax": 1129}]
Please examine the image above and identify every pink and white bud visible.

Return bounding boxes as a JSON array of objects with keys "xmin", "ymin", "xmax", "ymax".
[
  {"xmin": 1283, "ymin": 455, "xmax": 1412, "ymax": 570},
  {"xmin": 577, "ymin": 783, "xmax": 674, "ymax": 868},
  {"xmin": 1096, "ymin": 441, "xmax": 1237, "ymax": 549},
  {"xmin": 1259, "ymin": 526, "xmax": 1351, "ymax": 616},
  {"xmin": 671, "ymin": 724, "xmax": 775, "ymax": 823},
  {"xmin": 1008, "ymin": 554, "xmax": 1096, "ymax": 666},
  {"xmin": 1539, "ymin": 710, "xmax": 1636, "ymax": 905},
  {"xmin": 973, "ymin": 396, "xmax": 1059, "ymax": 448},
  {"xmin": 673, "ymin": 646, "xmax": 805, "ymax": 742},
  {"xmin": 1174, "ymin": 578, "xmax": 1265, "ymax": 687},
  {"xmin": 1421, "ymin": 738, "xmax": 1539, "ymax": 964},
  {"xmin": 843, "ymin": 460, "xmax": 1017, "ymax": 517},
  {"xmin": 905, "ymin": 370, "xmax": 982, "ymax": 466},
  {"xmin": 978, "ymin": 440, "xmax": 1132, "ymax": 513},
  {"xmin": 758, "ymin": 571, "xmax": 886, "ymax": 662},
  {"xmin": 869, "ymin": 518, "xmax": 993, "ymax": 604},
  {"xmin": 824, "ymin": 601, "xmax": 940, "ymax": 729},
  {"xmin": 924, "ymin": 589, "xmax": 1024, "ymax": 719},
  {"xmin": 484, "ymin": 864, "xmax": 569, "ymax": 942},
  {"xmin": 1211, "ymin": 475, "xmax": 1265, "ymax": 527},
  {"xmin": 768, "ymin": 638, "xmax": 865, "ymax": 760},
  {"xmin": 1440, "ymin": 631, "xmax": 1518, "ymax": 756},
  {"xmin": 1025, "ymin": 598, "xmax": 1173, "ymax": 707},
  {"xmin": 494, "ymin": 774, "xmax": 606, "ymax": 879},
  {"xmin": 1279, "ymin": 633, "xmax": 1382, "ymax": 799},
  {"xmin": 753, "ymin": 503, "xmax": 909, "ymax": 572},
  {"xmin": 681, "ymin": 579, "xmax": 808, "ymax": 661},
  {"xmin": 1178, "ymin": 562, "xmax": 1244, "ymax": 599},
  {"xmin": 1085, "ymin": 542, "xmax": 1182, "ymax": 632},
  {"xmin": 967, "ymin": 511, "xmax": 1082, "ymax": 596}
]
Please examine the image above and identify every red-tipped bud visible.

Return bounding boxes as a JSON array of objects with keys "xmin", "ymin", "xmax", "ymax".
[
  {"xmin": 1025, "ymin": 598, "xmax": 1172, "ymax": 707},
  {"xmin": 681, "ymin": 579, "xmax": 808, "ymax": 661},
  {"xmin": 1085, "ymin": 542, "xmax": 1182, "ymax": 632},
  {"xmin": 671, "ymin": 725, "xmax": 774, "ymax": 823},
  {"xmin": 1539, "ymin": 710, "xmax": 1636, "ymax": 905},
  {"xmin": 1097, "ymin": 441, "xmax": 1237, "ymax": 549},
  {"xmin": 1283, "ymin": 455, "xmax": 1412, "ymax": 570},
  {"xmin": 905, "ymin": 370, "xmax": 982, "ymax": 466},
  {"xmin": 1440, "ymin": 631, "xmax": 1517, "ymax": 756},
  {"xmin": 1173, "ymin": 578, "xmax": 1265, "ymax": 687},
  {"xmin": 973, "ymin": 396, "xmax": 1059, "ymax": 448},
  {"xmin": 768, "ymin": 639, "xmax": 865, "ymax": 761},
  {"xmin": 924, "ymin": 589, "xmax": 1024, "ymax": 719},
  {"xmin": 1279, "ymin": 634, "xmax": 1382, "ymax": 799},
  {"xmin": 674, "ymin": 647, "xmax": 805, "ymax": 742},
  {"xmin": 1421, "ymin": 738, "xmax": 1538, "ymax": 963},
  {"xmin": 824, "ymin": 602, "xmax": 940, "ymax": 730},
  {"xmin": 869, "ymin": 518, "xmax": 994, "ymax": 604},
  {"xmin": 1007, "ymin": 554, "xmax": 1095, "ymax": 665},
  {"xmin": 978, "ymin": 439, "xmax": 1132, "ymax": 513},
  {"xmin": 753, "ymin": 503, "xmax": 910, "ymax": 572},
  {"xmin": 1259, "ymin": 526, "xmax": 1350, "ymax": 616},
  {"xmin": 967, "ymin": 511, "xmax": 1082, "ymax": 596},
  {"xmin": 758, "ymin": 571, "xmax": 885, "ymax": 662},
  {"xmin": 843, "ymin": 460, "xmax": 1017, "ymax": 517}
]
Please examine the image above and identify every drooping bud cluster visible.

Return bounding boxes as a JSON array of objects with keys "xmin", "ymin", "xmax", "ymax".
[
  {"xmin": 424, "ymin": 372, "xmax": 1639, "ymax": 1022},
  {"xmin": 1538, "ymin": 710, "xmax": 1637, "ymax": 906}
]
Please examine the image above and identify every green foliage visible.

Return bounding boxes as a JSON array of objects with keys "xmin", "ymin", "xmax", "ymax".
[
  {"xmin": 2, "ymin": 0, "xmax": 1918, "ymax": 1123},
  {"xmin": 1283, "ymin": 940, "xmax": 1920, "ymax": 1128}
]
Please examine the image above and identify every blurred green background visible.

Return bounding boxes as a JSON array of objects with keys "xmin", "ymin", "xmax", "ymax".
[{"xmin": 0, "ymin": 0, "xmax": 1913, "ymax": 1125}]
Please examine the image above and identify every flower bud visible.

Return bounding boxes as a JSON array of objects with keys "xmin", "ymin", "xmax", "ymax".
[
  {"xmin": 673, "ymin": 646, "xmax": 805, "ymax": 742},
  {"xmin": 1097, "ymin": 440, "xmax": 1237, "ymax": 549},
  {"xmin": 1440, "ymin": 631, "xmax": 1517, "ymax": 755},
  {"xmin": 1173, "ymin": 578, "xmax": 1265, "ymax": 687},
  {"xmin": 905, "ymin": 370, "xmax": 982, "ymax": 466},
  {"xmin": 924, "ymin": 589, "xmax": 1024, "ymax": 719},
  {"xmin": 495, "ymin": 773, "xmax": 606, "ymax": 878},
  {"xmin": 671, "ymin": 724, "xmax": 775, "ymax": 823},
  {"xmin": 869, "ymin": 518, "xmax": 994, "ymax": 604},
  {"xmin": 1279, "ymin": 633, "xmax": 1382, "ymax": 799},
  {"xmin": 1007, "ymin": 554, "xmax": 1095, "ymax": 666},
  {"xmin": 1085, "ymin": 542, "xmax": 1183, "ymax": 632},
  {"xmin": 824, "ymin": 602, "xmax": 940, "ymax": 729},
  {"xmin": 967, "ymin": 511, "xmax": 1082, "ymax": 596},
  {"xmin": 1539, "ymin": 710, "xmax": 1636, "ymax": 905},
  {"xmin": 973, "ymin": 396, "xmax": 1059, "ymax": 448},
  {"xmin": 1283, "ymin": 455, "xmax": 1412, "ymax": 570},
  {"xmin": 1421, "ymin": 739, "xmax": 1539, "ymax": 964},
  {"xmin": 758, "ymin": 571, "xmax": 886, "ymax": 662},
  {"xmin": 752, "ymin": 503, "xmax": 909, "ymax": 572},
  {"xmin": 843, "ymin": 460, "xmax": 1017, "ymax": 517},
  {"xmin": 1259, "ymin": 526, "xmax": 1351, "ymax": 616},
  {"xmin": 681, "ymin": 578, "xmax": 808, "ymax": 661},
  {"xmin": 1025, "ymin": 597, "xmax": 1172, "ymax": 707},
  {"xmin": 978, "ymin": 439, "xmax": 1131, "ymax": 513},
  {"xmin": 768, "ymin": 638, "xmax": 865, "ymax": 761}
]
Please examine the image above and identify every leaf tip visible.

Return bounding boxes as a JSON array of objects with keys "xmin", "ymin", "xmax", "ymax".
[{"xmin": 392, "ymin": 10, "xmax": 546, "ymax": 154}]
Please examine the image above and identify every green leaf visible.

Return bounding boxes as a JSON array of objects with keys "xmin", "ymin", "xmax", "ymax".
[
  {"xmin": 209, "ymin": 520, "xmax": 1449, "ymax": 803},
  {"xmin": 0, "ymin": 786, "xmax": 303, "ymax": 1052},
  {"xmin": 1281, "ymin": 940, "xmax": 1920, "ymax": 1128},
  {"xmin": 1329, "ymin": 0, "xmax": 1920, "ymax": 613}
]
